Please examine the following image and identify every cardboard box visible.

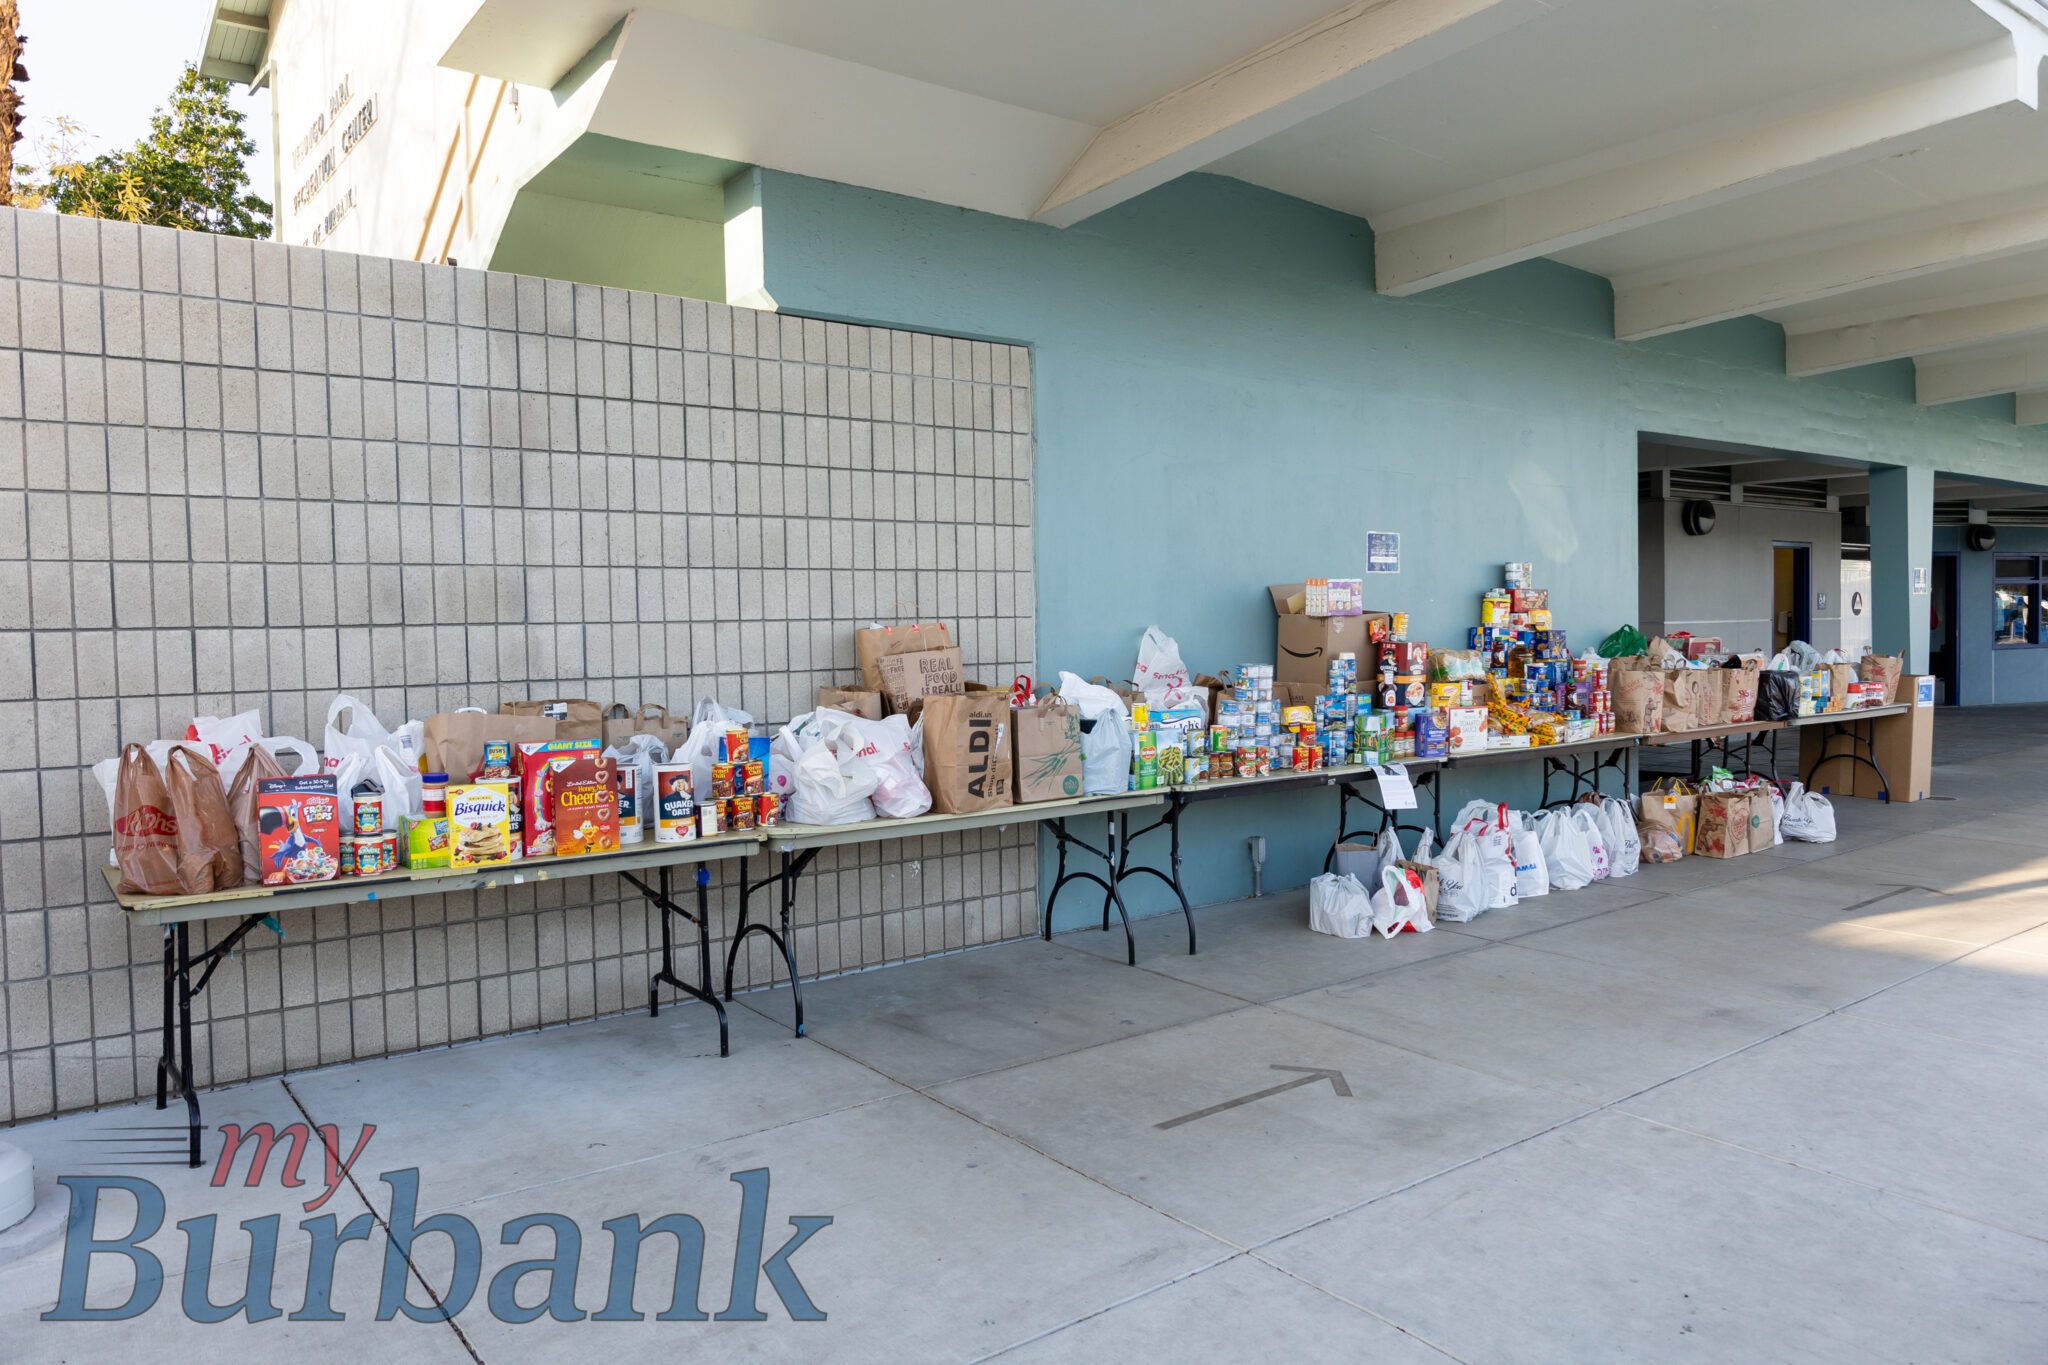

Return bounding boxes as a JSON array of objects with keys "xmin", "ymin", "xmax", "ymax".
[
  {"xmin": 1682, "ymin": 636, "xmax": 1724, "ymax": 661},
  {"xmin": 1270, "ymin": 584, "xmax": 1388, "ymax": 687},
  {"xmin": 1868, "ymin": 674, "xmax": 1933, "ymax": 801}
]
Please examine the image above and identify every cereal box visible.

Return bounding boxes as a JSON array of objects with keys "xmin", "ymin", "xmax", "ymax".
[
  {"xmin": 553, "ymin": 753, "xmax": 620, "ymax": 857},
  {"xmin": 517, "ymin": 740, "xmax": 601, "ymax": 857},
  {"xmin": 448, "ymin": 782, "xmax": 513, "ymax": 866},
  {"xmin": 255, "ymin": 775, "xmax": 341, "ymax": 885}
]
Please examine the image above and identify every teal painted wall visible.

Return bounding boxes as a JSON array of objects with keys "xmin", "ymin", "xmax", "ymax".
[
  {"xmin": 748, "ymin": 169, "xmax": 2048, "ymax": 925},
  {"xmin": 1934, "ymin": 527, "xmax": 2048, "ymax": 705}
]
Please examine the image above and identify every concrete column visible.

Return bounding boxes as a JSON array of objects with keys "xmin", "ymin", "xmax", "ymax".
[{"xmin": 1868, "ymin": 464, "xmax": 1933, "ymax": 672}]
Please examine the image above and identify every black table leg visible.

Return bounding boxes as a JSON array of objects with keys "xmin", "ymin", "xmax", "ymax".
[
  {"xmin": 1104, "ymin": 796, "xmax": 1196, "ymax": 961},
  {"xmin": 722, "ymin": 849, "xmax": 811, "ymax": 1035},
  {"xmin": 633, "ymin": 863, "xmax": 730, "ymax": 1057},
  {"xmin": 155, "ymin": 912, "xmax": 272, "ymax": 1169},
  {"xmin": 1802, "ymin": 716, "xmax": 1891, "ymax": 801},
  {"xmin": 1044, "ymin": 813, "xmax": 1143, "ymax": 958}
]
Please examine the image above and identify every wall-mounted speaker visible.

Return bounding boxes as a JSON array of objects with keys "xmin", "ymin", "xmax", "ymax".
[
  {"xmin": 1680, "ymin": 499, "xmax": 1716, "ymax": 536},
  {"xmin": 1966, "ymin": 523, "xmax": 1997, "ymax": 552}
]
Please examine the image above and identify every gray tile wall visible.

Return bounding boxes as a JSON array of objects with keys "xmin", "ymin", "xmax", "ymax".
[{"xmin": 0, "ymin": 208, "xmax": 1037, "ymax": 1123}]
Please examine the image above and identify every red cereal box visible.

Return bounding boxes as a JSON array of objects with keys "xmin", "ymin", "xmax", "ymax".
[
  {"xmin": 517, "ymin": 740, "xmax": 600, "ymax": 857},
  {"xmin": 553, "ymin": 752, "xmax": 620, "ymax": 856},
  {"xmin": 255, "ymin": 775, "xmax": 341, "ymax": 885}
]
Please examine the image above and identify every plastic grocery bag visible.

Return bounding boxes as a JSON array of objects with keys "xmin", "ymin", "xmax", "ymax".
[
  {"xmin": 604, "ymin": 735, "xmax": 668, "ymax": 841},
  {"xmin": 1133, "ymin": 626, "xmax": 1195, "ymax": 710},
  {"xmin": 1598, "ymin": 625, "xmax": 1649, "ymax": 658},
  {"xmin": 226, "ymin": 743, "xmax": 286, "ymax": 884},
  {"xmin": 1570, "ymin": 805, "xmax": 1611, "ymax": 880},
  {"xmin": 1594, "ymin": 795, "xmax": 1641, "ymax": 876},
  {"xmin": 1507, "ymin": 811, "xmax": 1551, "ymax": 899},
  {"xmin": 1308, "ymin": 873, "xmax": 1374, "ymax": 939},
  {"xmin": 1055, "ymin": 672, "xmax": 1131, "ymax": 722},
  {"xmin": 680, "ymin": 697, "xmax": 755, "ymax": 804},
  {"xmin": 1433, "ymin": 832, "xmax": 1489, "ymax": 923},
  {"xmin": 323, "ymin": 693, "xmax": 396, "ymax": 773},
  {"xmin": 1078, "ymin": 711, "xmax": 1134, "ymax": 796},
  {"xmin": 165, "ymin": 746, "xmax": 242, "ymax": 893},
  {"xmin": 1779, "ymin": 782, "xmax": 1837, "ymax": 843},
  {"xmin": 185, "ymin": 709, "xmax": 266, "ymax": 775},
  {"xmin": 1371, "ymin": 865, "xmax": 1435, "ymax": 937},
  {"xmin": 1534, "ymin": 809, "xmax": 1593, "ymax": 890},
  {"xmin": 1765, "ymin": 784, "xmax": 1787, "ymax": 846},
  {"xmin": 112, "ymin": 743, "xmax": 182, "ymax": 894},
  {"xmin": 846, "ymin": 713, "xmax": 933, "ymax": 819}
]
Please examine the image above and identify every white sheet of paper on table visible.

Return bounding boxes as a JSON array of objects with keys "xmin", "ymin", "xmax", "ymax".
[{"xmin": 1372, "ymin": 763, "xmax": 1418, "ymax": 810}]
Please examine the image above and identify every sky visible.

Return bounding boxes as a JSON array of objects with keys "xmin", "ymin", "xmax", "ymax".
[{"xmin": 18, "ymin": 0, "xmax": 275, "ymax": 207}]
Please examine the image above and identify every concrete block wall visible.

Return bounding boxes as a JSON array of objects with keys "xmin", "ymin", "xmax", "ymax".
[{"xmin": 0, "ymin": 208, "xmax": 1037, "ymax": 1124}]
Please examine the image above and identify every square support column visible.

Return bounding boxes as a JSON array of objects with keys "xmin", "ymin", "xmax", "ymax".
[{"xmin": 1868, "ymin": 464, "xmax": 1933, "ymax": 672}]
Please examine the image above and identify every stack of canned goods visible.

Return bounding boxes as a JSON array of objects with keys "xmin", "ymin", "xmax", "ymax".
[
  {"xmin": 342, "ymin": 785, "xmax": 400, "ymax": 877},
  {"xmin": 706, "ymin": 732, "xmax": 781, "ymax": 833}
]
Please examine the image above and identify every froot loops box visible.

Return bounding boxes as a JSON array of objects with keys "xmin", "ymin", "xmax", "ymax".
[{"xmin": 255, "ymin": 775, "xmax": 341, "ymax": 885}]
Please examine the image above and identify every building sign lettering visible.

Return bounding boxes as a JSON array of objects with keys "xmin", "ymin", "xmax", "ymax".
[{"xmin": 291, "ymin": 73, "xmax": 379, "ymax": 246}]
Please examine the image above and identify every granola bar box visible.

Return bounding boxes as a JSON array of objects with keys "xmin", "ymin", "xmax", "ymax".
[{"xmin": 255, "ymin": 775, "xmax": 342, "ymax": 885}]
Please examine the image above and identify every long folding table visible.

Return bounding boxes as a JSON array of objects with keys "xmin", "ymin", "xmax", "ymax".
[
  {"xmin": 745, "ymin": 790, "xmax": 1165, "ymax": 1035},
  {"xmin": 1441, "ymin": 732, "xmax": 1640, "ymax": 809},
  {"xmin": 1637, "ymin": 718, "xmax": 1786, "ymax": 781},
  {"xmin": 103, "ymin": 832, "xmax": 761, "ymax": 1167}
]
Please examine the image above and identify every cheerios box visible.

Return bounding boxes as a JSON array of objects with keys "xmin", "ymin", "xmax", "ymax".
[
  {"xmin": 448, "ymin": 782, "xmax": 513, "ymax": 867},
  {"xmin": 256, "ymin": 775, "xmax": 341, "ymax": 885},
  {"xmin": 553, "ymin": 753, "xmax": 620, "ymax": 856}
]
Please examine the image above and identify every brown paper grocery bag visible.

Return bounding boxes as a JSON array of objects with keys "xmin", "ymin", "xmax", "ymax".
[
  {"xmin": 1695, "ymin": 792, "xmax": 1743, "ymax": 858},
  {"xmin": 856, "ymin": 622, "xmax": 953, "ymax": 690},
  {"xmin": 227, "ymin": 743, "xmax": 287, "ymax": 885},
  {"xmin": 1720, "ymin": 661, "xmax": 1760, "ymax": 724},
  {"xmin": 877, "ymin": 647, "xmax": 965, "ymax": 720},
  {"xmin": 165, "ymin": 745, "xmax": 242, "ymax": 893},
  {"xmin": 1613, "ymin": 668, "xmax": 1664, "ymax": 733},
  {"xmin": 1637, "ymin": 782, "xmax": 1695, "ymax": 863},
  {"xmin": 1858, "ymin": 654, "xmax": 1903, "ymax": 704},
  {"xmin": 503, "ymin": 698, "xmax": 605, "ymax": 743},
  {"xmin": 1824, "ymin": 662, "xmax": 1857, "ymax": 713},
  {"xmin": 1661, "ymin": 669, "xmax": 1709, "ymax": 731},
  {"xmin": 420, "ymin": 711, "xmax": 561, "ymax": 781},
  {"xmin": 817, "ymin": 686, "xmax": 885, "ymax": 720},
  {"xmin": 922, "ymin": 689, "xmax": 1013, "ymax": 813},
  {"xmin": 601, "ymin": 702, "xmax": 690, "ymax": 753},
  {"xmin": 113, "ymin": 743, "xmax": 183, "ymax": 895},
  {"xmin": 1012, "ymin": 698, "xmax": 1083, "ymax": 803}
]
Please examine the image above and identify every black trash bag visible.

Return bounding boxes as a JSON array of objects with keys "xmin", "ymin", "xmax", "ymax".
[{"xmin": 1755, "ymin": 670, "xmax": 1800, "ymax": 722}]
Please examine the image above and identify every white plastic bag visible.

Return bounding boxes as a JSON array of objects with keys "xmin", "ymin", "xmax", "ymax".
[
  {"xmin": 1779, "ymin": 782, "xmax": 1837, "ymax": 843},
  {"xmin": 846, "ymin": 713, "xmax": 932, "ymax": 819},
  {"xmin": 1571, "ymin": 805, "xmax": 1611, "ymax": 880},
  {"xmin": 1596, "ymin": 795, "xmax": 1642, "ymax": 876},
  {"xmin": 1371, "ymin": 865, "xmax": 1435, "ymax": 938},
  {"xmin": 1308, "ymin": 873, "xmax": 1374, "ymax": 939},
  {"xmin": 1055, "ymin": 671, "xmax": 1131, "ymax": 722},
  {"xmin": 1079, "ymin": 712, "xmax": 1134, "ymax": 796},
  {"xmin": 1133, "ymin": 626, "xmax": 1195, "ymax": 710},
  {"xmin": 322, "ymin": 694, "xmax": 396, "ymax": 773},
  {"xmin": 1765, "ymin": 784, "xmax": 1787, "ymax": 846},
  {"xmin": 1434, "ymin": 832, "xmax": 1490, "ymax": 923},
  {"xmin": 185, "ymin": 709, "xmax": 266, "ymax": 774},
  {"xmin": 605, "ymin": 735, "xmax": 667, "ymax": 842},
  {"xmin": 1534, "ymin": 808, "xmax": 1593, "ymax": 891},
  {"xmin": 1507, "ymin": 811, "xmax": 1551, "ymax": 899},
  {"xmin": 787, "ymin": 710, "xmax": 880, "ymax": 825},
  {"xmin": 681, "ymin": 697, "xmax": 755, "ymax": 805}
]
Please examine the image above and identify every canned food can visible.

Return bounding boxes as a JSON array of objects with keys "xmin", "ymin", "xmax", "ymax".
[
  {"xmin": 352, "ymin": 794, "xmax": 383, "ymax": 837},
  {"xmin": 756, "ymin": 793, "xmax": 781, "ymax": 827},
  {"xmin": 724, "ymin": 729, "xmax": 750, "ymax": 763},
  {"xmin": 338, "ymin": 837, "xmax": 359, "ymax": 878},
  {"xmin": 729, "ymin": 796, "xmax": 755, "ymax": 831},
  {"xmin": 741, "ymin": 759, "xmax": 765, "ymax": 796},
  {"xmin": 711, "ymin": 762, "xmax": 735, "ymax": 799}
]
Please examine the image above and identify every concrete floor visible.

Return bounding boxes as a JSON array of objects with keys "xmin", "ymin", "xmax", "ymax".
[{"xmin": 5, "ymin": 704, "xmax": 2048, "ymax": 1362}]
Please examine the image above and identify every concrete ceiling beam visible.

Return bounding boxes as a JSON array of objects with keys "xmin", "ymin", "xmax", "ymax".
[
  {"xmin": 1915, "ymin": 344, "xmax": 2048, "ymax": 403},
  {"xmin": 2019, "ymin": 390, "xmax": 2048, "ymax": 424},
  {"xmin": 1375, "ymin": 33, "xmax": 2046, "ymax": 297},
  {"xmin": 1786, "ymin": 291, "xmax": 2048, "ymax": 375},
  {"xmin": 1035, "ymin": 0, "xmax": 1560, "ymax": 228}
]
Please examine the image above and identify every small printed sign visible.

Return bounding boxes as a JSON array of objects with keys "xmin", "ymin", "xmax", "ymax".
[{"xmin": 1366, "ymin": 531, "xmax": 1401, "ymax": 574}]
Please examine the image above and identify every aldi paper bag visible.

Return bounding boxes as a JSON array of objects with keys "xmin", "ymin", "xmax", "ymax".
[
  {"xmin": 817, "ymin": 686, "xmax": 885, "ymax": 721},
  {"xmin": 922, "ymin": 689, "xmax": 1012, "ymax": 813},
  {"xmin": 856, "ymin": 622, "xmax": 953, "ymax": 691}
]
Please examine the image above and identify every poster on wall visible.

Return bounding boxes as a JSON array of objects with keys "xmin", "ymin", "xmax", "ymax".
[{"xmin": 1366, "ymin": 532, "xmax": 1401, "ymax": 574}]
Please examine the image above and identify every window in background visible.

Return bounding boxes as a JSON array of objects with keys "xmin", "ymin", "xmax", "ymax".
[{"xmin": 1994, "ymin": 557, "xmax": 2042, "ymax": 647}]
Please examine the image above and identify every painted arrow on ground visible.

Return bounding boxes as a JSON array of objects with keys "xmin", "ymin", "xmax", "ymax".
[{"xmin": 1154, "ymin": 1065, "xmax": 1353, "ymax": 1130}]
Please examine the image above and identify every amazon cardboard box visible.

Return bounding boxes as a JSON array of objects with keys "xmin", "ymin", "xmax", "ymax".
[{"xmin": 1269, "ymin": 584, "xmax": 1390, "ymax": 689}]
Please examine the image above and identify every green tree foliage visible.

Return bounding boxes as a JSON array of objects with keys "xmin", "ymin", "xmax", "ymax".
[{"xmin": 24, "ymin": 64, "xmax": 270, "ymax": 236}]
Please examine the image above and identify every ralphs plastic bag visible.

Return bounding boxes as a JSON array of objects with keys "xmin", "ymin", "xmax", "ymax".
[
  {"xmin": 844, "ymin": 712, "xmax": 933, "ymax": 819},
  {"xmin": 185, "ymin": 710, "xmax": 266, "ymax": 775},
  {"xmin": 1133, "ymin": 626, "xmax": 1196, "ymax": 710},
  {"xmin": 785, "ymin": 710, "xmax": 881, "ymax": 825},
  {"xmin": 1308, "ymin": 873, "xmax": 1374, "ymax": 939}
]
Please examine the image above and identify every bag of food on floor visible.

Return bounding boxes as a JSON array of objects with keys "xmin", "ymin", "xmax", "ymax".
[
  {"xmin": 1507, "ymin": 811, "xmax": 1551, "ymax": 899},
  {"xmin": 1569, "ymin": 804, "xmax": 1612, "ymax": 880},
  {"xmin": 1534, "ymin": 808, "xmax": 1594, "ymax": 889},
  {"xmin": 1012, "ymin": 696, "xmax": 1084, "ymax": 803},
  {"xmin": 1638, "ymin": 779, "xmax": 1697, "ymax": 861},
  {"xmin": 1593, "ymin": 794, "xmax": 1642, "ymax": 876},
  {"xmin": 1372, "ymin": 865, "xmax": 1435, "ymax": 937},
  {"xmin": 921, "ymin": 688, "xmax": 1013, "ymax": 813},
  {"xmin": 1695, "ymin": 790, "xmax": 1754, "ymax": 858},
  {"xmin": 1778, "ymin": 781, "xmax": 1837, "ymax": 843},
  {"xmin": 164, "ymin": 745, "xmax": 242, "ymax": 893},
  {"xmin": 1765, "ymin": 783, "xmax": 1787, "ymax": 846},
  {"xmin": 1858, "ymin": 653, "xmax": 1903, "ymax": 704},
  {"xmin": 847, "ymin": 712, "xmax": 933, "ymax": 819},
  {"xmin": 1444, "ymin": 805, "xmax": 1518, "ymax": 920},
  {"xmin": 1133, "ymin": 625, "xmax": 1197, "ymax": 710},
  {"xmin": 1308, "ymin": 873, "xmax": 1374, "ymax": 938}
]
